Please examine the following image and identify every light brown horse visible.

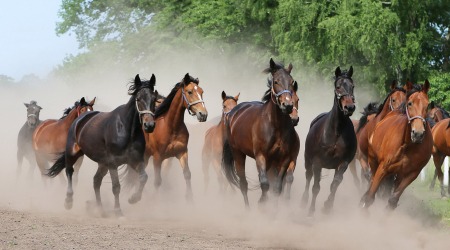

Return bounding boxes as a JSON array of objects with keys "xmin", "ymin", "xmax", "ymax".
[
  {"xmin": 144, "ymin": 73, "xmax": 207, "ymax": 200},
  {"xmin": 32, "ymin": 97, "xmax": 95, "ymax": 180},
  {"xmin": 202, "ymin": 91, "xmax": 239, "ymax": 192},
  {"xmin": 430, "ymin": 116, "xmax": 450, "ymax": 197},
  {"xmin": 357, "ymin": 81, "xmax": 408, "ymax": 184},
  {"xmin": 361, "ymin": 80, "xmax": 432, "ymax": 209}
]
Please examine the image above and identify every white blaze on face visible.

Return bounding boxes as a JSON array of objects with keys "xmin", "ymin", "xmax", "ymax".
[{"xmin": 194, "ymin": 86, "xmax": 205, "ymax": 107}]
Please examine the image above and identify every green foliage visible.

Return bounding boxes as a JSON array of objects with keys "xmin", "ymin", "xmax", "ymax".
[{"xmin": 428, "ymin": 72, "xmax": 450, "ymax": 111}]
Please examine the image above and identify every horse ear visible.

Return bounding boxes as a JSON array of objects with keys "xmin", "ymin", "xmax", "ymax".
[
  {"xmin": 429, "ymin": 100, "xmax": 435, "ymax": 109},
  {"xmin": 183, "ymin": 73, "xmax": 191, "ymax": 84},
  {"xmin": 404, "ymin": 80, "xmax": 413, "ymax": 92},
  {"xmin": 287, "ymin": 63, "xmax": 293, "ymax": 74},
  {"xmin": 24, "ymin": 103, "xmax": 29, "ymax": 108},
  {"xmin": 423, "ymin": 79, "xmax": 430, "ymax": 94},
  {"xmin": 135, "ymin": 74, "xmax": 141, "ymax": 86},
  {"xmin": 347, "ymin": 66, "xmax": 353, "ymax": 78},
  {"xmin": 234, "ymin": 92, "xmax": 240, "ymax": 101},
  {"xmin": 150, "ymin": 74, "xmax": 156, "ymax": 86},
  {"xmin": 154, "ymin": 90, "xmax": 159, "ymax": 100},
  {"xmin": 293, "ymin": 81, "xmax": 298, "ymax": 92},
  {"xmin": 335, "ymin": 67, "xmax": 341, "ymax": 78},
  {"xmin": 221, "ymin": 91, "xmax": 226, "ymax": 101},
  {"xmin": 89, "ymin": 97, "xmax": 96, "ymax": 106},
  {"xmin": 390, "ymin": 80, "xmax": 397, "ymax": 90},
  {"xmin": 80, "ymin": 97, "xmax": 86, "ymax": 104},
  {"xmin": 270, "ymin": 58, "xmax": 276, "ymax": 71}
]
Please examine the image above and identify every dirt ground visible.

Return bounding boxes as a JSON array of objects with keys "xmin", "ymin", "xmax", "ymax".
[{"xmin": 2, "ymin": 60, "xmax": 450, "ymax": 249}]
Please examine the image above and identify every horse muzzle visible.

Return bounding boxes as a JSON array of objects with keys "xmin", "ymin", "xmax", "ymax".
[
  {"xmin": 196, "ymin": 111, "xmax": 208, "ymax": 122},
  {"xmin": 143, "ymin": 121, "xmax": 155, "ymax": 133},
  {"xmin": 291, "ymin": 116, "xmax": 299, "ymax": 126},
  {"xmin": 411, "ymin": 130, "xmax": 425, "ymax": 144},
  {"xmin": 343, "ymin": 104, "xmax": 355, "ymax": 116},
  {"xmin": 280, "ymin": 103, "xmax": 293, "ymax": 114}
]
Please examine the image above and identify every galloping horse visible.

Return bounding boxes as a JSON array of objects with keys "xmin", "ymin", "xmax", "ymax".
[
  {"xmin": 202, "ymin": 91, "xmax": 239, "ymax": 192},
  {"xmin": 142, "ymin": 73, "xmax": 208, "ymax": 200},
  {"xmin": 221, "ymin": 58, "xmax": 300, "ymax": 207},
  {"xmin": 428, "ymin": 102, "xmax": 450, "ymax": 196},
  {"xmin": 361, "ymin": 80, "xmax": 432, "ymax": 209},
  {"xmin": 33, "ymin": 97, "xmax": 95, "ymax": 179},
  {"xmin": 17, "ymin": 101, "xmax": 42, "ymax": 177},
  {"xmin": 348, "ymin": 102, "xmax": 379, "ymax": 190},
  {"xmin": 356, "ymin": 81, "xmax": 407, "ymax": 183},
  {"xmin": 301, "ymin": 66, "xmax": 356, "ymax": 216},
  {"xmin": 47, "ymin": 74, "xmax": 158, "ymax": 216}
]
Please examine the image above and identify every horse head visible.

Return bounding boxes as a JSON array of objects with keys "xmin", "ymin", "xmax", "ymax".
[
  {"xmin": 131, "ymin": 74, "xmax": 158, "ymax": 133},
  {"xmin": 264, "ymin": 58, "xmax": 296, "ymax": 114},
  {"xmin": 290, "ymin": 81, "xmax": 299, "ymax": 126},
  {"xmin": 406, "ymin": 80, "xmax": 430, "ymax": 143},
  {"xmin": 24, "ymin": 100, "xmax": 42, "ymax": 127},
  {"xmin": 77, "ymin": 97, "xmax": 96, "ymax": 116},
  {"xmin": 180, "ymin": 73, "xmax": 208, "ymax": 122},
  {"xmin": 334, "ymin": 66, "xmax": 355, "ymax": 116},
  {"xmin": 221, "ymin": 91, "xmax": 239, "ymax": 114}
]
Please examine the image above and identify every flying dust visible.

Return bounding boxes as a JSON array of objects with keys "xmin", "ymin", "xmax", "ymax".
[{"xmin": 1, "ymin": 46, "xmax": 449, "ymax": 249}]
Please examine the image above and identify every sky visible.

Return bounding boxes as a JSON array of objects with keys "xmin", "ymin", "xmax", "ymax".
[{"xmin": 0, "ymin": 0, "xmax": 80, "ymax": 80}]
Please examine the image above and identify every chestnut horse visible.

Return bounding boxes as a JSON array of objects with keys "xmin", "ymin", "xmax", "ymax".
[
  {"xmin": 356, "ymin": 81, "xmax": 407, "ymax": 184},
  {"xmin": 202, "ymin": 91, "xmax": 239, "ymax": 192},
  {"xmin": 348, "ymin": 102, "xmax": 379, "ymax": 190},
  {"xmin": 361, "ymin": 80, "xmax": 432, "ymax": 210},
  {"xmin": 33, "ymin": 97, "xmax": 95, "ymax": 179},
  {"xmin": 17, "ymin": 101, "xmax": 42, "ymax": 177},
  {"xmin": 47, "ymin": 74, "xmax": 158, "ymax": 216},
  {"xmin": 427, "ymin": 102, "xmax": 450, "ymax": 195},
  {"xmin": 301, "ymin": 66, "xmax": 356, "ymax": 216},
  {"xmin": 221, "ymin": 58, "xmax": 300, "ymax": 207}
]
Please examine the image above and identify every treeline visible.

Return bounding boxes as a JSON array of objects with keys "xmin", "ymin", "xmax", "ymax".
[{"xmin": 53, "ymin": 0, "xmax": 450, "ymax": 108}]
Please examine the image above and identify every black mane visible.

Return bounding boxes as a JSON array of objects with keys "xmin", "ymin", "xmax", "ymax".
[
  {"xmin": 262, "ymin": 78, "xmax": 272, "ymax": 102},
  {"xmin": 356, "ymin": 102, "xmax": 379, "ymax": 133},
  {"xmin": 128, "ymin": 77, "xmax": 155, "ymax": 96}
]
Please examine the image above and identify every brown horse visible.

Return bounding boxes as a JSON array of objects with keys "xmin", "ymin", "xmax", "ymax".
[
  {"xmin": 33, "ymin": 97, "xmax": 95, "ymax": 179},
  {"xmin": 17, "ymin": 101, "xmax": 42, "ymax": 178},
  {"xmin": 143, "ymin": 73, "xmax": 208, "ymax": 200},
  {"xmin": 356, "ymin": 81, "xmax": 408, "ymax": 184},
  {"xmin": 47, "ymin": 74, "xmax": 158, "ymax": 216},
  {"xmin": 301, "ymin": 66, "xmax": 356, "ymax": 216},
  {"xmin": 221, "ymin": 58, "xmax": 300, "ymax": 207},
  {"xmin": 348, "ymin": 102, "xmax": 379, "ymax": 190},
  {"xmin": 202, "ymin": 91, "xmax": 239, "ymax": 192},
  {"xmin": 361, "ymin": 80, "xmax": 432, "ymax": 210}
]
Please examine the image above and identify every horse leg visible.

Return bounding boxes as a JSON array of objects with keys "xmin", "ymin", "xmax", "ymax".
[
  {"xmin": 177, "ymin": 152, "xmax": 193, "ymax": 201},
  {"xmin": 128, "ymin": 162, "xmax": 148, "ymax": 204},
  {"xmin": 35, "ymin": 154, "xmax": 49, "ymax": 185},
  {"xmin": 359, "ymin": 155, "xmax": 371, "ymax": 184},
  {"xmin": 109, "ymin": 167, "xmax": 123, "ymax": 217},
  {"xmin": 93, "ymin": 165, "xmax": 109, "ymax": 216},
  {"xmin": 284, "ymin": 161, "xmax": 296, "ymax": 200},
  {"xmin": 153, "ymin": 157, "xmax": 163, "ymax": 190},
  {"xmin": 16, "ymin": 148, "xmax": 24, "ymax": 180},
  {"xmin": 212, "ymin": 157, "xmax": 226, "ymax": 193},
  {"xmin": 432, "ymin": 153, "xmax": 446, "ymax": 197},
  {"xmin": 348, "ymin": 159, "xmax": 360, "ymax": 191},
  {"xmin": 323, "ymin": 162, "xmax": 348, "ymax": 213},
  {"xmin": 301, "ymin": 159, "xmax": 313, "ymax": 208},
  {"xmin": 387, "ymin": 172, "xmax": 418, "ymax": 209},
  {"xmin": 360, "ymin": 165, "xmax": 387, "ymax": 209},
  {"xmin": 72, "ymin": 156, "xmax": 84, "ymax": 188},
  {"xmin": 234, "ymin": 151, "xmax": 248, "ymax": 208},
  {"xmin": 255, "ymin": 154, "xmax": 269, "ymax": 204},
  {"xmin": 308, "ymin": 165, "xmax": 322, "ymax": 216}
]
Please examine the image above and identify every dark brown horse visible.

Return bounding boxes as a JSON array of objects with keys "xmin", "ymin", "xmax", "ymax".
[
  {"xmin": 143, "ymin": 73, "xmax": 208, "ymax": 200},
  {"xmin": 47, "ymin": 74, "xmax": 158, "ymax": 216},
  {"xmin": 348, "ymin": 102, "xmax": 379, "ymax": 190},
  {"xmin": 361, "ymin": 80, "xmax": 432, "ymax": 210},
  {"xmin": 221, "ymin": 58, "xmax": 300, "ymax": 207},
  {"xmin": 33, "ymin": 97, "xmax": 95, "ymax": 179},
  {"xmin": 356, "ymin": 81, "xmax": 408, "ymax": 184},
  {"xmin": 301, "ymin": 66, "xmax": 356, "ymax": 216},
  {"xmin": 202, "ymin": 91, "xmax": 239, "ymax": 192},
  {"xmin": 17, "ymin": 101, "xmax": 42, "ymax": 177}
]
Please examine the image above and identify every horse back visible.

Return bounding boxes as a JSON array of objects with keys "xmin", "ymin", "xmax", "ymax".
[{"xmin": 432, "ymin": 118, "xmax": 450, "ymax": 155}]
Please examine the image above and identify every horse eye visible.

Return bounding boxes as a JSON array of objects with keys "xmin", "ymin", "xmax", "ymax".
[
  {"xmin": 392, "ymin": 100, "xmax": 395, "ymax": 102},
  {"xmin": 188, "ymin": 91, "xmax": 193, "ymax": 95},
  {"xmin": 274, "ymin": 81, "xmax": 278, "ymax": 85},
  {"xmin": 408, "ymin": 102, "xmax": 412, "ymax": 106}
]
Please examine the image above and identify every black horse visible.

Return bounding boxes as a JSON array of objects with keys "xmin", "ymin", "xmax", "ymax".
[
  {"xmin": 301, "ymin": 66, "xmax": 357, "ymax": 216},
  {"xmin": 47, "ymin": 74, "xmax": 158, "ymax": 217},
  {"xmin": 17, "ymin": 100, "xmax": 42, "ymax": 177}
]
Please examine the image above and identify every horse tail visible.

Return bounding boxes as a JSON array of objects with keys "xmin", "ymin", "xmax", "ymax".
[
  {"xmin": 221, "ymin": 139, "xmax": 240, "ymax": 187},
  {"xmin": 47, "ymin": 153, "xmax": 66, "ymax": 177}
]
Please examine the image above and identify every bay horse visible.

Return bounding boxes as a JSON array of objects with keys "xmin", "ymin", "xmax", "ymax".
[
  {"xmin": 301, "ymin": 66, "xmax": 356, "ymax": 216},
  {"xmin": 17, "ymin": 101, "xmax": 42, "ymax": 177},
  {"xmin": 47, "ymin": 74, "xmax": 158, "ymax": 216},
  {"xmin": 428, "ymin": 103, "xmax": 450, "ymax": 197},
  {"xmin": 221, "ymin": 58, "xmax": 300, "ymax": 207},
  {"xmin": 142, "ymin": 73, "xmax": 208, "ymax": 200},
  {"xmin": 348, "ymin": 102, "xmax": 379, "ymax": 190},
  {"xmin": 32, "ymin": 97, "xmax": 95, "ymax": 180},
  {"xmin": 361, "ymin": 80, "xmax": 432, "ymax": 210},
  {"xmin": 356, "ymin": 81, "xmax": 408, "ymax": 184},
  {"xmin": 202, "ymin": 91, "xmax": 239, "ymax": 192}
]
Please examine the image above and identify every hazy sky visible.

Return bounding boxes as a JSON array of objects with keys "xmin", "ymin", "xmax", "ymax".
[{"xmin": 0, "ymin": 0, "xmax": 79, "ymax": 80}]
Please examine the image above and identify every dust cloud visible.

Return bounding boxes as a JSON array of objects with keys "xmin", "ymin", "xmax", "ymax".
[{"xmin": 1, "ymin": 48, "xmax": 449, "ymax": 249}]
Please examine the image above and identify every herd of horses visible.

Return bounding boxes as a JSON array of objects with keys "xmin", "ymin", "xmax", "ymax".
[{"xmin": 16, "ymin": 58, "xmax": 450, "ymax": 218}]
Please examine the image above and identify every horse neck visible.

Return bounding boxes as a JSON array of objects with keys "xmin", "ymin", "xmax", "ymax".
[
  {"xmin": 326, "ymin": 96, "xmax": 348, "ymax": 135},
  {"xmin": 124, "ymin": 97, "xmax": 140, "ymax": 138},
  {"xmin": 58, "ymin": 108, "xmax": 79, "ymax": 128},
  {"xmin": 164, "ymin": 89, "xmax": 187, "ymax": 130},
  {"xmin": 264, "ymin": 97, "xmax": 291, "ymax": 129}
]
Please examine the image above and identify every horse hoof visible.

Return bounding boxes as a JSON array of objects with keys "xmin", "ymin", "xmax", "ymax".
[
  {"xmin": 114, "ymin": 209, "xmax": 124, "ymax": 218},
  {"xmin": 64, "ymin": 199, "xmax": 73, "ymax": 210},
  {"xmin": 128, "ymin": 195, "xmax": 141, "ymax": 204},
  {"xmin": 186, "ymin": 193, "xmax": 194, "ymax": 203}
]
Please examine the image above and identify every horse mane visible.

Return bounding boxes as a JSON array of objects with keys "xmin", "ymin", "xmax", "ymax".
[
  {"xmin": 395, "ymin": 84, "xmax": 425, "ymax": 115},
  {"xmin": 155, "ymin": 82, "xmax": 182, "ymax": 118},
  {"xmin": 261, "ymin": 78, "xmax": 272, "ymax": 102},
  {"xmin": 128, "ymin": 77, "xmax": 155, "ymax": 96},
  {"xmin": 433, "ymin": 103, "xmax": 450, "ymax": 119},
  {"xmin": 356, "ymin": 102, "xmax": 379, "ymax": 133},
  {"xmin": 262, "ymin": 61, "xmax": 285, "ymax": 74},
  {"xmin": 375, "ymin": 86, "xmax": 406, "ymax": 116}
]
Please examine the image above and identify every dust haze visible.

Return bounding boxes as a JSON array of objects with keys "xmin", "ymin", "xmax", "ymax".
[{"xmin": 1, "ymin": 45, "xmax": 449, "ymax": 249}]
